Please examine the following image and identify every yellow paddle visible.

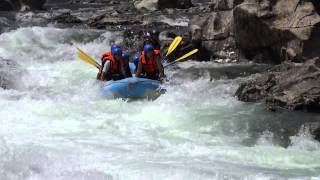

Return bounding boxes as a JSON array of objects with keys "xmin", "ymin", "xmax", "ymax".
[
  {"xmin": 76, "ymin": 48, "xmax": 101, "ymax": 69},
  {"xmin": 164, "ymin": 49, "xmax": 199, "ymax": 68},
  {"xmin": 166, "ymin": 36, "xmax": 182, "ymax": 56}
]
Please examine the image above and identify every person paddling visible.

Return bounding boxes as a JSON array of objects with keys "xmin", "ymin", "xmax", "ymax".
[
  {"xmin": 97, "ymin": 45, "xmax": 128, "ymax": 81},
  {"xmin": 136, "ymin": 44, "xmax": 165, "ymax": 81}
]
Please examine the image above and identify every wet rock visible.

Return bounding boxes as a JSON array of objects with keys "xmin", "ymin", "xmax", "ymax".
[
  {"xmin": 236, "ymin": 58, "xmax": 320, "ymax": 113},
  {"xmin": 0, "ymin": 58, "xmax": 24, "ymax": 90},
  {"xmin": 0, "ymin": 12, "xmax": 16, "ymax": 34},
  {"xmin": 234, "ymin": 0, "xmax": 320, "ymax": 64},
  {"xmin": 52, "ymin": 12, "xmax": 82, "ymax": 24},
  {"xmin": 0, "ymin": 17, "xmax": 10, "ymax": 34},
  {"xmin": 303, "ymin": 122, "xmax": 320, "ymax": 142}
]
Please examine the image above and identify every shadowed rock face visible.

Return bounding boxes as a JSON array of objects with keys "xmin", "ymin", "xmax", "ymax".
[
  {"xmin": 158, "ymin": 0, "xmax": 193, "ymax": 9},
  {"xmin": 0, "ymin": 1, "xmax": 15, "ymax": 11},
  {"xmin": 0, "ymin": 0, "xmax": 46, "ymax": 11},
  {"xmin": 236, "ymin": 58, "xmax": 320, "ymax": 113}
]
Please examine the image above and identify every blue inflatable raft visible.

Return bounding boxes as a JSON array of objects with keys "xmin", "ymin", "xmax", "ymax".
[{"xmin": 100, "ymin": 77, "xmax": 165, "ymax": 99}]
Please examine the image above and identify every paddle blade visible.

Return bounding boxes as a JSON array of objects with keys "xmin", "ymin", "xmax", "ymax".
[
  {"xmin": 175, "ymin": 49, "xmax": 198, "ymax": 62},
  {"xmin": 166, "ymin": 36, "xmax": 182, "ymax": 56},
  {"xmin": 76, "ymin": 48, "xmax": 101, "ymax": 69},
  {"xmin": 164, "ymin": 49, "xmax": 199, "ymax": 68}
]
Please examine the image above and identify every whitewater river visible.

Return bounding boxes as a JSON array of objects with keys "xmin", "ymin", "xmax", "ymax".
[{"xmin": 0, "ymin": 27, "xmax": 319, "ymax": 180}]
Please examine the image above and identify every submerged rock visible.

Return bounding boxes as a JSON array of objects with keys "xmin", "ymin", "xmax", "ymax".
[
  {"xmin": 0, "ymin": 58, "xmax": 24, "ymax": 90},
  {"xmin": 236, "ymin": 58, "xmax": 320, "ymax": 113}
]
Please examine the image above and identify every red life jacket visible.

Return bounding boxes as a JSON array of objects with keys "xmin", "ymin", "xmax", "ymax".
[
  {"xmin": 141, "ymin": 50, "xmax": 160, "ymax": 73},
  {"xmin": 101, "ymin": 51, "xmax": 120, "ymax": 75}
]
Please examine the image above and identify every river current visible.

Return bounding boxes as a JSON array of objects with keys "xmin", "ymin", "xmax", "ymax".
[{"xmin": 0, "ymin": 27, "xmax": 319, "ymax": 180}]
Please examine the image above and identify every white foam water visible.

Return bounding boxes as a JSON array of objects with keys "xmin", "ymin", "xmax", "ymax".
[{"xmin": 0, "ymin": 27, "xmax": 319, "ymax": 180}]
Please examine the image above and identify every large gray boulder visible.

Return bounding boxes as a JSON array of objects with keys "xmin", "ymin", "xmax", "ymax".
[
  {"xmin": 236, "ymin": 58, "xmax": 320, "ymax": 112},
  {"xmin": 234, "ymin": 0, "xmax": 320, "ymax": 64},
  {"xmin": 188, "ymin": 7, "xmax": 236, "ymax": 61}
]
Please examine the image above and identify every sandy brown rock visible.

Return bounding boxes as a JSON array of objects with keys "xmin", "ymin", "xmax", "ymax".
[{"xmin": 234, "ymin": 0, "xmax": 320, "ymax": 64}]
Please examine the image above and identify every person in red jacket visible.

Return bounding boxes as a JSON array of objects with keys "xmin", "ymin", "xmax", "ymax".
[
  {"xmin": 97, "ymin": 45, "xmax": 128, "ymax": 81},
  {"xmin": 136, "ymin": 44, "xmax": 165, "ymax": 81}
]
